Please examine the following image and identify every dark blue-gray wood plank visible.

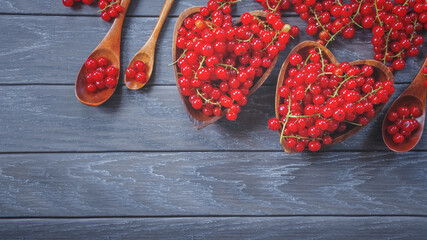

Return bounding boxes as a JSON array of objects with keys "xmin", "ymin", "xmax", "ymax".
[
  {"xmin": 1, "ymin": 152, "xmax": 426, "ymax": 217},
  {"xmin": 0, "ymin": 85, "xmax": 425, "ymax": 152},
  {"xmin": 0, "ymin": 16, "xmax": 425, "ymax": 85},
  {"xmin": 0, "ymin": 0, "xmax": 282, "ymax": 17},
  {"xmin": 1, "ymin": 217, "xmax": 427, "ymax": 240}
]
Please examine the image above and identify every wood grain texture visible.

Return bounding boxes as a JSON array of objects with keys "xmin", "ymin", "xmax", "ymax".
[
  {"xmin": 1, "ymin": 217, "xmax": 427, "ymax": 240},
  {"xmin": 1, "ymin": 152, "xmax": 427, "ymax": 217},
  {"xmin": 0, "ymin": 0, "xmax": 280, "ymax": 17},
  {"xmin": 0, "ymin": 15, "xmax": 425, "ymax": 85},
  {"xmin": 0, "ymin": 84, "xmax": 425, "ymax": 152}
]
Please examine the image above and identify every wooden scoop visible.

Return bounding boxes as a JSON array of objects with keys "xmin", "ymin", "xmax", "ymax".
[
  {"xmin": 125, "ymin": 0, "xmax": 175, "ymax": 90},
  {"xmin": 382, "ymin": 56, "xmax": 427, "ymax": 153},
  {"xmin": 75, "ymin": 0, "xmax": 132, "ymax": 106},
  {"xmin": 172, "ymin": 7, "xmax": 279, "ymax": 129},
  {"xmin": 276, "ymin": 41, "xmax": 394, "ymax": 153}
]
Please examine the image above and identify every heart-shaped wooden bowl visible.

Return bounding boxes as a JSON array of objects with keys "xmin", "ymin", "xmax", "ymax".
[
  {"xmin": 275, "ymin": 41, "xmax": 394, "ymax": 153},
  {"xmin": 172, "ymin": 7, "xmax": 279, "ymax": 130}
]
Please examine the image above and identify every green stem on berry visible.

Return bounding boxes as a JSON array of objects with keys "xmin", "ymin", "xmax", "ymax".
[
  {"xmin": 305, "ymin": 84, "xmax": 312, "ymax": 94},
  {"xmin": 304, "ymin": 53, "xmax": 313, "ymax": 67},
  {"xmin": 409, "ymin": 19, "xmax": 418, "ymax": 41},
  {"xmin": 315, "ymin": 47, "xmax": 326, "ymax": 72},
  {"xmin": 288, "ymin": 113, "xmax": 322, "ymax": 118},
  {"xmin": 373, "ymin": 0, "xmax": 384, "ymax": 27},
  {"xmin": 279, "ymin": 96, "xmax": 292, "ymax": 143},
  {"xmin": 205, "ymin": 21, "xmax": 220, "ymax": 30},
  {"xmin": 266, "ymin": 0, "xmax": 283, "ymax": 12},
  {"xmin": 169, "ymin": 49, "xmax": 188, "ymax": 66},
  {"xmin": 325, "ymin": 21, "xmax": 352, "ymax": 47},
  {"xmin": 236, "ymin": 34, "xmax": 254, "ymax": 43},
  {"xmin": 332, "ymin": 74, "xmax": 356, "ymax": 97},
  {"xmin": 349, "ymin": 0, "xmax": 363, "ymax": 29},
  {"xmin": 310, "ymin": 8, "xmax": 328, "ymax": 32},
  {"xmin": 193, "ymin": 56, "xmax": 206, "ymax": 79},
  {"xmin": 284, "ymin": 135, "xmax": 323, "ymax": 141},
  {"xmin": 97, "ymin": 1, "xmax": 119, "ymax": 12},
  {"xmin": 345, "ymin": 120, "xmax": 363, "ymax": 126},
  {"xmin": 356, "ymin": 87, "xmax": 382, "ymax": 103},
  {"xmin": 382, "ymin": 28, "xmax": 393, "ymax": 64},
  {"xmin": 196, "ymin": 88, "xmax": 221, "ymax": 107},
  {"xmin": 216, "ymin": 0, "xmax": 241, "ymax": 11},
  {"xmin": 218, "ymin": 63, "xmax": 239, "ymax": 74},
  {"xmin": 318, "ymin": 72, "xmax": 333, "ymax": 76}
]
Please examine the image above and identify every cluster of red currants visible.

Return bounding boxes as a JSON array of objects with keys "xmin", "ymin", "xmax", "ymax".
[
  {"xmin": 255, "ymin": 0, "xmax": 427, "ymax": 72},
  {"xmin": 62, "ymin": 0, "xmax": 122, "ymax": 22},
  {"xmin": 63, "ymin": 0, "xmax": 94, "ymax": 7},
  {"xmin": 175, "ymin": 0, "xmax": 298, "ymax": 121},
  {"xmin": 125, "ymin": 61, "xmax": 148, "ymax": 84},
  {"xmin": 268, "ymin": 47, "xmax": 394, "ymax": 152},
  {"xmin": 84, "ymin": 57, "xmax": 118, "ymax": 92},
  {"xmin": 386, "ymin": 105, "xmax": 422, "ymax": 144},
  {"xmin": 98, "ymin": 0, "xmax": 123, "ymax": 22}
]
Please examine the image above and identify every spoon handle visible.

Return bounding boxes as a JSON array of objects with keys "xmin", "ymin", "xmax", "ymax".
[
  {"xmin": 402, "ymin": 56, "xmax": 427, "ymax": 102},
  {"xmin": 99, "ymin": 0, "xmax": 132, "ymax": 52},
  {"xmin": 146, "ymin": 0, "xmax": 175, "ymax": 47}
]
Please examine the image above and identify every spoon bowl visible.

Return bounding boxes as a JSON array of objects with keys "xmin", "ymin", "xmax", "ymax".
[
  {"xmin": 173, "ymin": 7, "xmax": 279, "ymax": 129},
  {"xmin": 125, "ymin": 51, "xmax": 154, "ymax": 90},
  {"xmin": 276, "ymin": 41, "xmax": 394, "ymax": 153},
  {"xmin": 125, "ymin": 0, "xmax": 175, "ymax": 90},
  {"xmin": 382, "ymin": 56, "xmax": 427, "ymax": 153},
  {"xmin": 76, "ymin": 49, "xmax": 120, "ymax": 106},
  {"xmin": 75, "ymin": 0, "xmax": 131, "ymax": 106}
]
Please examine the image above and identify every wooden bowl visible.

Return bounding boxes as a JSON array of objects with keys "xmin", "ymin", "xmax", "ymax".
[
  {"xmin": 275, "ymin": 41, "xmax": 394, "ymax": 153},
  {"xmin": 172, "ymin": 7, "xmax": 279, "ymax": 129}
]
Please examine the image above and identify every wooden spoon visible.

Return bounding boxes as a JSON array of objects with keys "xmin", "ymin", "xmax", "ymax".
[
  {"xmin": 125, "ymin": 0, "xmax": 175, "ymax": 90},
  {"xmin": 382, "ymin": 56, "xmax": 427, "ymax": 153},
  {"xmin": 75, "ymin": 0, "xmax": 131, "ymax": 106},
  {"xmin": 172, "ymin": 7, "xmax": 279, "ymax": 129},
  {"xmin": 276, "ymin": 41, "xmax": 394, "ymax": 153}
]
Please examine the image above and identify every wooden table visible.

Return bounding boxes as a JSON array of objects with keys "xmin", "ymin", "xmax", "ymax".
[{"xmin": 1, "ymin": 1, "xmax": 426, "ymax": 239}]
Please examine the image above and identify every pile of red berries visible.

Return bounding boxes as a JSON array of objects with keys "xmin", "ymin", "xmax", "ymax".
[
  {"xmin": 174, "ymin": 0, "xmax": 298, "ymax": 121},
  {"xmin": 386, "ymin": 104, "xmax": 422, "ymax": 144},
  {"xmin": 62, "ymin": 0, "xmax": 123, "ymax": 22},
  {"xmin": 98, "ymin": 0, "xmax": 123, "ymax": 22},
  {"xmin": 268, "ymin": 47, "xmax": 394, "ymax": 152},
  {"xmin": 125, "ymin": 61, "xmax": 148, "ymax": 84},
  {"xmin": 255, "ymin": 0, "xmax": 427, "ymax": 72},
  {"xmin": 84, "ymin": 57, "xmax": 118, "ymax": 92},
  {"xmin": 63, "ymin": 0, "xmax": 94, "ymax": 7}
]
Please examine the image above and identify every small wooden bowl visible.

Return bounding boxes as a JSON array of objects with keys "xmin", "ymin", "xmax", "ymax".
[
  {"xmin": 275, "ymin": 41, "xmax": 394, "ymax": 153},
  {"xmin": 172, "ymin": 7, "xmax": 279, "ymax": 129}
]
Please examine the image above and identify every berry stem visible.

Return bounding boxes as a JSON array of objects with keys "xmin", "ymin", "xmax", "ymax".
[
  {"xmin": 332, "ymin": 74, "xmax": 357, "ymax": 97},
  {"xmin": 316, "ymin": 47, "xmax": 326, "ymax": 72},
  {"xmin": 218, "ymin": 63, "xmax": 239, "ymax": 74},
  {"xmin": 349, "ymin": 0, "xmax": 363, "ymax": 29},
  {"xmin": 193, "ymin": 56, "xmax": 206, "ymax": 79},
  {"xmin": 169, "ymin": 49, "xmax": 188, "ymax": 66},
  {"xmin": 310, "ymin": 8, "xmax": 327, "ymax": 32},
  {"xmin": 345, "ymin": 120, "xmax": 363, "ymax": 126},
  {"xmin": 382, "ymin": 28, "xmax": 393, "ymax": 64},
  {"xmin": 356, "ymin": 87, "xmax": 382, "ymax": 103},
  {"xmin": 97, "ymin": 0, "xmax": 119, "ymax": 12},
  {"xmin": 373, "ymin": 0, "xmax": 384, "ymax": 27},
  {"xmin": 196, "ymin": 88, "xmax": 221, "ymax": 107}
]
